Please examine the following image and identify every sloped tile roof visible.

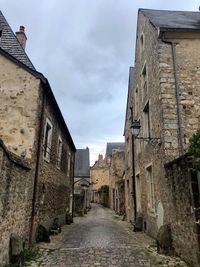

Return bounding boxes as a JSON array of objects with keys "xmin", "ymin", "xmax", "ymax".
[
  {"xmin": 105, "ymin": 142, "xmax": 125, "ymax": 157},
  {"xmin": 74, "ymin": 148, "xmax": 90, "ymax": 177},
  {"xmin": 0, "ymin": 10, "xmax": 35, "ymax": 70},
  {"xmin": 140, "ymin": 9, "xmax": 200, "ymax": 31}
]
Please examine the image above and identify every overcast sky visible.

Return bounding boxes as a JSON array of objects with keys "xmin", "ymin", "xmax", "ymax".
[{"xmin": 1, "ymin": 0, "xmax": 199, "ymax": 164}]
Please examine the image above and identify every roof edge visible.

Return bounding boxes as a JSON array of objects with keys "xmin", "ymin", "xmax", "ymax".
[{"xmin": 0, "ymin": 47, "xmax": 76, "ymax": 151}]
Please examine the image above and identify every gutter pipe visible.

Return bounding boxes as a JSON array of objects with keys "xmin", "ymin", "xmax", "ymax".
[
  {"xmin": 162, "ymin": 36, "xmax": 184, "ymax": 156},
  {"xmin": 29, "ymin": 87, "xmax": 46, "ymax": 247}
]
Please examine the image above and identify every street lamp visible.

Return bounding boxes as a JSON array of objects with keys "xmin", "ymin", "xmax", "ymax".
[
  {"xmin": 131, "ymin": 120, "xmax": 161, "ymax": 143},
  {"xmin": 130, "ymin": 120, "xmax": 141, "ymax": 137}
]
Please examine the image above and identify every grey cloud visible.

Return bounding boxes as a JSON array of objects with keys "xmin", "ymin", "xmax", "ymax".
[{"xmin": 1, "ymin": 0, "xmax": 199, "ymax": 164}]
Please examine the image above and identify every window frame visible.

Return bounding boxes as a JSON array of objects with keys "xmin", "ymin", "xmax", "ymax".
[
  {"xmin": 146, "ymin": 164, "xmax": 155, "ymax": 213},
  {"xmin": 67, "ymin": 152, "xmax": 71, "ymax": 177},
  {"xmin": 143, "ymin": 101, "xmax": 151, "ymax": 139},
  {"xmin": 43, "ymin": 118, "xmax": 53, "ymax": 162},
  {"xmin": 141, "ymin": 62, "xmax": 148, "ymax": 103},
  {"xmin": 56, "ymin": 136, "xmax": 63, "ymax": 169},
  {"xmin": 135, "ymin": 172, "xmax": 141, "ymax": 212}
]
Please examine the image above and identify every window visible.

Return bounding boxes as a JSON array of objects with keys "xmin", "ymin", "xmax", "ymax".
[
  {"xmin": 67, "ymin": 152, "xmax": 71, "ymax": 176},
  {"xmin": 146, "ymin": 165, "xmax": 155, "ymax": 212},
  {"xmin": 140, "ymin": 33, "xmax": 144, "ymax": 52},
  {"xmin": 136, "ymin": 173, "xmax": 141, "ymax": 212},
  {"xmin": 143, "ymin": 102, "xmax": 151, "ymax": 139},
  {"xmin": 134, "ymin": 86, "xmax": 139, "ymax": 116},
  {"xmin": 141, "ymin": 63, "xmax": 147, "ymax": 101},
  {"xmin": 56, "ymin": 136, "xmax": 62, "ymax": 169},
  {"xmin": 43, "ymin": 118, "xmax": 53, "ymax": 162},
  {"xmin": 127, "ymin": 179, "xmax": 129, "ymax": 189}
]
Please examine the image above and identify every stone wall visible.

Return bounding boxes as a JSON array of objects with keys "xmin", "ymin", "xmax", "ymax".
[
  {"xmin": 90, "ymin": 151, "xmax": 125, "ymax": 212},
  {"xmin": 127, "ymin": 10, "xmax": 200, "ymax": 241},
  {"xmin": 0, "ymin": 140, "xmax": 31, "ymax": 266},
  {"xmin": 130, "ymin": 12, "xmax": 166, "ymax": 237},
  {"xmin": 90, "ymin": 156, "xmax": 110, "ymax": 204},
  {"xmin": 159, "ymin": 32, "xmax": 200, "ymax": 159},
  {"xmin": 124, "ymin": 67, "xmax": 135, "ymax": 222},
  {"xmin": 34, "ymin": 93, "xmax": 75, "ymax": 231},
  {"xmin": 0, "ymin": 53, "xmax": 40, "ymax": 160},
  {"xmin": 164, "ymin": 156, "xmax": 200, "ymax": 266},
  {"xmin": 109, "ymin": 150, "xmax": 125, "ymax": 211}
]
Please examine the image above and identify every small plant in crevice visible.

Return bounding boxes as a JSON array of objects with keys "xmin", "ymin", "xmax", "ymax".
[{"xmin": 188, "ymin": 129, "xmax": 200, "ymax": 171}]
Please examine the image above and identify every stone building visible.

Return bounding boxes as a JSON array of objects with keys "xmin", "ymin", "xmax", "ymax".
[
  {"xmin": 90, "ymin": 154, "xmax": 110, "ymax": 205},
  {"xmin": 124, "ymin": 67, "xmax": 135, "ymax": 223},
  {"xmin": 124, "ymin": 9, "xmax": 200, "ymax": 265},
  {"xmin": 0, "ymin": 11, "xmax": 75, "ymax": 265},
  {"xmin": 90, "ymin": 142, "xmax": 125, "ymax": 214},
  {"xmin": 109, "ymin": 149, "xmax": 125, "ymax": 215},
  {"xmin": 74, "ymin": 148, "xmax": 90, "ymax": 215}
]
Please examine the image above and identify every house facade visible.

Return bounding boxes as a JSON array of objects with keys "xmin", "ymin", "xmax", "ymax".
[
  {"xmin": 0, "ymin": 11, "xmax": 75, "ymax": 265},
  {"xmin": 124, "ymin": 9, "xmax": 200, "ymax": 265},
  {"xmin": 74, "ymin": 147, "xmax": 90, "ymax": 215},
  {"xmin": 90, "ymin": 142, "xmax": 125, "ymax": 213}
]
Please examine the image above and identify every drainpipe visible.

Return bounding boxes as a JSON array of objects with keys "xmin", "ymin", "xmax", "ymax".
[
  {"xmin": 29, "ymin": 87, "xmax": 46, "ymax": 247},
  {"xmin": 130, "ymin": 107, "xmax": 137, "ymax": 221},
  {"xmin": 162, "ymin": 36, "xmax": 184, "ymax": 156}
]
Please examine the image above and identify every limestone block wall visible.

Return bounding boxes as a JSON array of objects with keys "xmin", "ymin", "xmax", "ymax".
[
  {"xmin": 130, "ymin": 11, "xmax": 200, "ymax": 240},
  {"xmin": 132, "ymin": 12, "xmax": 166, "ymax": 237},
  {"xmin": 159, "ymin": 33, "xmax": 200, "ymax": 159},
  {"xmin": 124, "ymin": 85, "xmax": 134, "ymax": 222},
  {"xmin": 90, "ymin": 157, "xmax": 111, "ymax": 205},
  {"xmin": 0, "ymin": 54, "xmax": 40, "ymax": 160},
  {"xmin": 109, "ymin": 150, "xmax": 125, "ymax": 210},
  {"xmin": 0, "ymin": 141, "xmax": 31, "ymax": 266},
  {"xmin": 35, "ymin": 94, "xmax": 75, "ymax": 231},
  {"xmin": 164, "ymin": 156, "xmax": 200, "ymax": 266}
]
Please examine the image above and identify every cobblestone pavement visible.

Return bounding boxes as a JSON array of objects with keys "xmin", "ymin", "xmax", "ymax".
[{"xmin": 29, "ymin": 204, "xmax": 189, "ymax": 267}]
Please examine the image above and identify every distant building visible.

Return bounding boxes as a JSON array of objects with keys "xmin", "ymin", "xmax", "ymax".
[
  {"xmin": 74, "ymin": 148, "xmax": 90, "ymax": 215},
  {"xmin": 0, "ymin": 11, "xmax": 75, "ymax": 265},
  {"xmin": 105, "ymin": 142, "xmax": 125, "ymax": 157},
  {"xmin": 74, "ymin": 147, "xmax": 90, "ymax": 186},
  {"xmin": 90, "ymin": 143, "xmax": 125, "ymax": 214}
]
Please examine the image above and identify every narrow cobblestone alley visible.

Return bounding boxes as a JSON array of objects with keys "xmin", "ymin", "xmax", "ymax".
[{"xmin": 29, "ymin": 204, "xmax": 189, "ymax": 267}]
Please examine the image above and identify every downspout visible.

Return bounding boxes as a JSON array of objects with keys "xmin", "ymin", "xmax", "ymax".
[
  {"xmin": 162, "ymin": 36, "xmax": 184, "ymax": 156},
  {"xmin": 130, "ymin": 107, "xmax": 137, "ymax": 221},
  {"xmin": 29, "ymin": 86, "xmax": 46, "ymax": 247}
]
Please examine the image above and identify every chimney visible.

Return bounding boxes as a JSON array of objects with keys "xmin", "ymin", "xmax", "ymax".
[
  {"xmin": 98, "ymin": 154, "xmax": 103, "ymax": 161},
  {"xmin": 16, "ymin": 26, "xmax": 27, "ymax": 50}
]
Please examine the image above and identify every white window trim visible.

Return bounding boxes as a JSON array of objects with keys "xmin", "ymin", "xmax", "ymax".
[
  {"xmin": 145, "ymin": 164, "xmax": 155, "ymax": 214},
  {"xmin": 56, "ymin": 136, "xmax": 62, "ymax": 169},
  {"xmin": 43, "ymin": 118, "xmax": 53, "ymax": 162}
]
